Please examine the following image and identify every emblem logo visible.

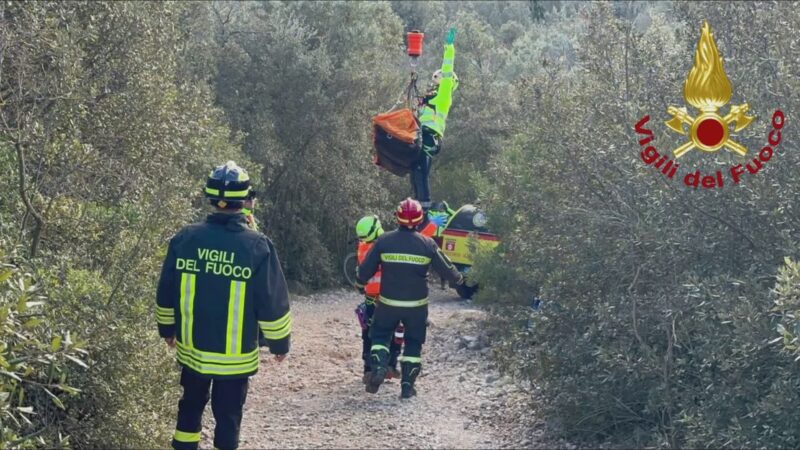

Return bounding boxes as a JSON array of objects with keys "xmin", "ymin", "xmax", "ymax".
[
  {"xmin": 665, "ymin": 22, "xmax": 753, "ymax": 158},
  {"xmin": 633, "ymin": 22, "xmax": 785, "ymax": 189}
]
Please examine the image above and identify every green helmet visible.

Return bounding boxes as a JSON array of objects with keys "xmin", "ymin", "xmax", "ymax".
[{"xmin": 356, "ymin": 215, "xmax": 383, "ymax": 242}]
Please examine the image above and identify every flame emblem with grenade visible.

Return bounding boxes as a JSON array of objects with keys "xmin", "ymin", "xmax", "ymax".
[{"xmin": 666, "ymin": 21, "xmax": 754, "ymax": 158}]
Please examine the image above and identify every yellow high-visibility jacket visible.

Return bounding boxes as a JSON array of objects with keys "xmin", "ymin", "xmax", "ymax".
[{"xmin": 418, "ymin": 43, "xmax": 456, "ymax": 137}]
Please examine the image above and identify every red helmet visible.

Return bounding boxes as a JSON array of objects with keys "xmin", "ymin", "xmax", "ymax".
[{"xmin": 396, "ymin": 198, "xmax": 424, "ymax": 228}]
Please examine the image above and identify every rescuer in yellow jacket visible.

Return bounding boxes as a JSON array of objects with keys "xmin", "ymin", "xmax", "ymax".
[
  {"xmin": 156, "ymin": 161, "xmax": 291, "ymax": 450},
  {"xmin": 411, "ymin": 28, "xmax": 458, "ymax": 212}
]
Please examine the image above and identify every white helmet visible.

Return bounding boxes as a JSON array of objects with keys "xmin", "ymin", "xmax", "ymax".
[{"xmin": 432, "ymin": 69, "xmax": 459, "ymax": 90}]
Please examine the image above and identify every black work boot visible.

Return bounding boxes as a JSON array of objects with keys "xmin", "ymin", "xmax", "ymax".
[
  {"xmin": 366, "ymin": 349, "xmax": 389, "ymax": 394},
  {"xmin": 400, "ymin": 361, "xmax": 421, "ymax": 399}
]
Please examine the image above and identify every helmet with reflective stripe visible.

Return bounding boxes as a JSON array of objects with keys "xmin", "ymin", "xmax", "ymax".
[
  {"xmin": 432, "ymin": 69, "xmax": 459, "ymax": 91},
  {"xmin": 356, "ymin": 215, "xmax": 383, "ymax": 242},
  {"xmin": 204, "ymin": 161, "xmax": 252, "ymax": 208},
  {"xmin": 396, "ymin": 198, "xmax": 424, "ymax": 228}
]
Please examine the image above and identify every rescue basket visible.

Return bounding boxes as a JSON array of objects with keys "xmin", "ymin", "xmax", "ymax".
[{"xmin": 372, "ymin": 108, "xmax": 421, "ymax": 177}]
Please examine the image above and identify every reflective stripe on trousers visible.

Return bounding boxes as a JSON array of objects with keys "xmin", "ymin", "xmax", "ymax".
[
  {"xmin": 173, "ymin": 430, "xmax": 201, "ymax": 443},
  {"xmin": 379, "ymin": 296, "xmax": 429, "ymax": 307}
]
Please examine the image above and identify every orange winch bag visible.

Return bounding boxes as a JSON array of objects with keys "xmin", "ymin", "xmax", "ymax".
[
  {"xmin": 373, "ymin": 108, "xmax": 419, "ymax": 144},
  {"xmin": 372, "ymin": 108, "xmax": 421, "ymax": 177}
]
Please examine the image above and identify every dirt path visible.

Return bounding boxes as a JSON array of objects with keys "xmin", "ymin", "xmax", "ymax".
[{"xmin": 201, "ymin": 288, "xmax": 545, "ymax": 449}]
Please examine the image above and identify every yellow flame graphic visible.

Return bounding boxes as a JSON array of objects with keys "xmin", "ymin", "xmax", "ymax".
[{"xmin": 684, "ymin": 22, "xmax": 732, "ymax": 112}]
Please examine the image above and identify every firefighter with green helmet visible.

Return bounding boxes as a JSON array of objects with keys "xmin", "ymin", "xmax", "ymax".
[
  {"xmin": 354, "ymin": 215, "xmax": 403, "ymax": 383},
  {"xmin": 411, "ymin": 27, "xmax": 458, "ymax": 213},
  {"xmin": 156, "ymin": 161, "xmax": 291, "ymax": 450}
]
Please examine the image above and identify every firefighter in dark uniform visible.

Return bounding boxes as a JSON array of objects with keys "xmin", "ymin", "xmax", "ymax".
[
  {"xmin": 357, "ymin": 198, "xmax": 464, "ymax": 398},
  {"xmin": 156, "ymin": 161, "xmax": 292, "ymax": 450}
]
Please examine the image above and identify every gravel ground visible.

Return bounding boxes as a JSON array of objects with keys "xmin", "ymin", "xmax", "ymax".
[{"xmin": 198, "ymin": 287, "xmax": 558, "ymax": 449}]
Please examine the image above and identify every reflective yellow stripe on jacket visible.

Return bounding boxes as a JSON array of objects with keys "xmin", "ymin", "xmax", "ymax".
[
  {"xmin": 176, "ymin": 342, "xmax": 259, "ymax": 376},
  {"xmin": 418, "ymin": 107, "xmax": 447, "ymax": 136},
  {"xmin": 380, "ymin": 253, "xmax": 431, "ymax": 265},
  {"xmin": 179, "ymin": 273, "xmax": 196, "ymax": 346},
  {"xmin": 259, "ymin": 312, "xmax": 292, "ymax": 340},
  {"xmin": 156, "ymin": 306, "xmax": 175, "ymax": 325},
  {"xmin": 226, "ymin": 281, "xmax": 247, "ymax": 354},
  {"xmin": 176, "ymin": 275, "xmax": 259, "ymax": 377}
]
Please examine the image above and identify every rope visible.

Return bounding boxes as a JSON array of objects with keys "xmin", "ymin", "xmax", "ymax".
[
  {"xmin": 384, "ymin": 71, "xmax": 420, "ymax": 113},
  {"xmin": 406, "ymin": 72, "xmax": 420, "ymax": 110}
]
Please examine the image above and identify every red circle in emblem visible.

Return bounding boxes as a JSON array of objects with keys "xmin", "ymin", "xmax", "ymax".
[{"xmin": 696, "ymin": 118, "xmax": 725, "ymax": 148}]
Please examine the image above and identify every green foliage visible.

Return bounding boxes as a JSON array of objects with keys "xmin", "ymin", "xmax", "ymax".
[
  {"xmin": 775, "ymin": 258, "xmax": 800, "ymax": 358},
  {"xmin": 0, "ymin": 242, "xmax": 86, "ymax": 448},
  {"xmin": 475, "ymin": 1, "xmax": 800, "ymax": 447},
  {"xmin": 1, "ymin": 1, "xmax": 244, "ymax": 447},
  {"xmin": 210, "ymin": 1, "xmax": 407, "ymax": 288},
  {"xmin": 2, "ymin": 1, "xmax": 800, "ymax": 448},
  {"xmin": 45, "ymin": 266, "xmax": 179, "ymax": 448}
]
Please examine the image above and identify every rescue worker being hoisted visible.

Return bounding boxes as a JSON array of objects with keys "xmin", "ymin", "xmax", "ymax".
[
  {"xmin": 354, "ymin": 215, "xmax": 403, "ymax": 383},
  {"xmin": 156, "ymin": 161, "xmax": 292, "ymax": 450},
  {"xmin": 357, "ymin": 198, "xmax": 464, "ymax": 399},
  {"xmin": 411, "ymin": 28, "xmax": 458, "ymax": 213}
]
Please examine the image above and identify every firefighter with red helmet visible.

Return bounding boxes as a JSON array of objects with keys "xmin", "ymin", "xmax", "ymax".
[{"xmin": 356, "ymin": 198, "xmax": 464, "ymax": 398}]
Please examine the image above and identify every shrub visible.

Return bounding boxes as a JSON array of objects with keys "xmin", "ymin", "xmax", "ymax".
[
  {"xmin": 775, "ymin": 258, "xmax": 800, "ymax": 358},
  {"xmin": 475, "ymin": 2, "xmax": 800, "ymax": 447},
  {"xmin": 0, "ymin": 242, "xmax": 86, "ymax": 448}
]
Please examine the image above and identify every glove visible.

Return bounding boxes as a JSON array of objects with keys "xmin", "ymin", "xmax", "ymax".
[
  {"xmin": 428, "ymin": 213, "xmax": 447, "ymax": 227},
  {"xmin": 445, "ymin": 28, "xmax": 456, "ymax": 45}
]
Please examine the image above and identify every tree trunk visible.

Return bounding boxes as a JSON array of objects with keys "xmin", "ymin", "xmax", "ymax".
[{"xmin": 15, "ymin": 140, "xmax": 44, "ymax": 258}]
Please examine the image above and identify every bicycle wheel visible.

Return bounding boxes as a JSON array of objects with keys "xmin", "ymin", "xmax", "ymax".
[{"xmin": 343, "ymin": 252, "xmax": 358, "ymax": 287}]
